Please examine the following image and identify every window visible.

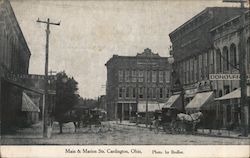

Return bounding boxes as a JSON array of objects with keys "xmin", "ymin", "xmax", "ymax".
[
  {"xmin": 159, "ymin": 71, "xmax": 163, "ymax": 83},
  {"xmin": 138, "ymin": 70, "xmax": 144, "ymax": 82},
  {"xmin": 119, "ymin": 87, "xmax": 123, "ymax": 98},
  {"xmin": 216, "ymin": 49, "xmax": 222, "ymax": 73},
  {"xmin": 125, "ymin": 70, "xmax": 130, "ymax": 82},
  {"xmin": 146, "ymin": 71, "xmax": 151, "ymax": 83},
  {"xmin": 204, "ymin": 52, "xmax": 208, "ymax": 79},
  {"xmin": 139, "ymin": 87, "xmax": 143, "ymax": 98},
  {"xmin": 165, "ymin": 88, "xmax": 170, "ymax": 98},
  {"xmin": 209, "ymin": 51, "xmax": 214, "ymax": 74},
  {"xmin": 194, "ymin": 57, "xmax": 197, "ymax": 82},
  {"xmin": 186, "ymin": 60, "xmax": 190, "ymax": 83},
  {"xmin": 118, "ymin": 70, "xmax": 123, "ymax": 82},
  {"xmin": 159, "ymin": 88, "xmax": 163, "ymax": 98},
  {"xmin": 198, "ymin": 55, "xmax": 202, "ymax": 80},
  {"xmin": 132, "ymin": 87, "xmax": 136, "ymax": 98},
  {"xmin": 147, "ymin": 88, "xmax": 150, "ymax": 98},
  {"xmin": 224, "ymin": 85, "xmax": 230, "ymax": 95},
  {"xmin": 165, "ymin": 71, "xmax": 170, "ymax": 83},
  {"xmin": 132, "ymin": 70, "xmax": 137, "ymax": 82},
  {"xmin": 125, "ymin": 87, "xmax": 130, "ymax": 98},
  {"xmin": 190, "ymin": 58, "xmax": 194, "ymax": 83},
  {"xmin": 223, "ymin": 46, "xmax": 229, "ymax": 72},
  {"xmin": 152, "ymin": 88, "xmax": 156, "ymax": 98},
  {"xmin": 230, "ymin": 43, "xmax": 237, "ymax": 69},
  {"xmin": 152, "ymin": 71, "xmax": 157, "ymax": 83}
]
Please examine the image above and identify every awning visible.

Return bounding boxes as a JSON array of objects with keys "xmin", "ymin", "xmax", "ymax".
[
  {"xmin": 185, "ymin": 91, "xmax": 214, "ymax": 111},
  {"xmin": 22, "ymin": 92, "xmax": 40, "ymax": 112},
  {"xmin": 215, "ymin": 86, "xmax": 250, "ymax": 101},
  {"xmin": 137, "ymin": 101, "xmax": 165, "ymax": 112},
  {"xmin": 162, "ymin": 94, "xmax": 182, "ymax": 110}
]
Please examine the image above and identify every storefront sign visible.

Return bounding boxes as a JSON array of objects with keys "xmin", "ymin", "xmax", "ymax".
[
  {"xmin": 5, "ymin": 73, "xmax": 57, "ymax": 81},
  {"xmin": 209, "ymin": 74, "xmax": 250, "ymax": 80}
]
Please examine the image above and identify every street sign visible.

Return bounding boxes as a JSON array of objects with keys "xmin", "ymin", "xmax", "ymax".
[{"xmin": 209, "ymin": 74, "xmax": 250, "ymax": 80}]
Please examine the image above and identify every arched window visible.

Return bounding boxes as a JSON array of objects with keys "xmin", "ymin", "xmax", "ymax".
[
  {"xmin": 223, "ymin": 46, "xmax": 229, "ymax": 72},
  {"xmin": 216, "ymin": 49, "xmax": 222, "ymax": 73},
  {"xmin": 230, "ymin": 43, "xmax": 237, "ymax": 69}
]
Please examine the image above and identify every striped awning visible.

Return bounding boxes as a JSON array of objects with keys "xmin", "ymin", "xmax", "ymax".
[
  {"xmin": 162, "ymin": 94, "xmax": 182, "ymax": 111},
  {"xmin": 215, "ymin": 86, "xmax": 250, "ymax": 101},
  {"xmin": 22, "ymin": 92, "xmax": 40, "ymax": 112},
  {"xmin": 185, "ymin": 91, "xmax": 214, "ymax": 111}
]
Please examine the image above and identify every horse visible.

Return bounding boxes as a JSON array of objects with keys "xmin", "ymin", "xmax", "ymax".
[
  {"xmin": 176, "ymin": 112, "xmax": 203, "ymax": 133},
  {"xmin": 54, "ymin": 110, "xmax": 81, "ymax": 134}
]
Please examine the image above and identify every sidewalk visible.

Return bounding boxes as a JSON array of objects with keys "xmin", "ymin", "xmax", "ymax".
[{"xmin": 112, "ymin": 120, "xmax": 250, "ymax": 139}]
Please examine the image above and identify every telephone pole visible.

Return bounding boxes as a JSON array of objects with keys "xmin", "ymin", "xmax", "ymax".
[
  {"xmin": 222, "ymin": 0, "xmax": 248, "ymax": 137},
  {"xmin": 37, "ymin": 18, "xmax": 60, "ymax": 138}
]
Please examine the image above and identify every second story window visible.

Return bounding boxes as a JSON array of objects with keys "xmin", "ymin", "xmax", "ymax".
[
  {"xmin": 125, "ymin": 87, "xmax": 130, "ymax": 98},
  {"xmin": 132, "ymin": 70, "xmax": 137, "ymax": 82},
  {"xmin": 132, "ymin": 87, "xmax": 136, "ymax": 98},
  {"xmin": 118, "ymin": 87, "xmax": 123, "ymax": 98},
  {"xmin": 159, "ymin": 88, "xmax": 163, "ymax": 98},
  {"xmin": 118, "ymin": 70, "xmax": 123, "ymax": 82},
  {"xmin": 152, "ymin": 71, "xmax": 157, "ymax": 83},
  {"xmin": 152, "ymin": 88, "xmax": 156, "ymax": 99},
  {"xmin": 138, "ymin": 70, "xmax": 144, "ymax": 82},
  {"xmin": 165, "ymin": 88, "xmax": 170, "ymax": 98},
  {"xmin": 125, "ymin": 70, "xmax": 130, "ymax": 82},
  {"xmin": 159, "ymin": 71, "xmax": 163, "ymax": 83},
  {"xmin": 139, "ymin": 87, "xmax": 143, "ymax": 98},
  {"xmin": 165, "ymin": 71, "xmax": 170, "ymax": 83}
]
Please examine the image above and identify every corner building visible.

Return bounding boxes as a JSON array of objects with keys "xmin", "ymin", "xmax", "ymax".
[
  {"xmin": 169, "ymin": 7, "xmax": 250, "ymax": 128},
  {"xmin": 105, "ymin": 48, "xmax": 171, "ymax": 121}
]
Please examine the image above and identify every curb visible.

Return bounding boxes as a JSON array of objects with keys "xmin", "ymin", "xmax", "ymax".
[{"xmin": 112, "ymin": 122, "xmax": 250, "ymax": 139}]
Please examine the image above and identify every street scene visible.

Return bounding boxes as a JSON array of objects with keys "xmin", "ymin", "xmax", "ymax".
[{"xmin": 1, "ymin": 0, "xmax": 250, "ymax": 147}]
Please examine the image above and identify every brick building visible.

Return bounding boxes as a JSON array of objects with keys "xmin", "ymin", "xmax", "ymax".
[
  {"xmin": 0, "ymin": 0, "xmax": 31, "ymax": 131},
  {"xmin": 169, "ymin": 7, "xmax": 249, "ymax": 128},
  {"xmin": 210, "ymin": 10, "xmax": 250, "ymax": 128},
  {"xmin": 105, "ymin": 48, "xmax": 171, "ymax": 120}
]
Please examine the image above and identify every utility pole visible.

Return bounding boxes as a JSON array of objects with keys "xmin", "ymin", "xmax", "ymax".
[
  {"xmin": 222, "ymin": 0, "xmax": 248, "ymax": 137},
  {"xmin": 37, "ymin": 18, "xmax": 60, "ymax": 138}
]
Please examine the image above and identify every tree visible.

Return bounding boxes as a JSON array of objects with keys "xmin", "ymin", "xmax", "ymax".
[{"xmin": 53, "ymin": 72, "xmax": 79, "ymax": 117}]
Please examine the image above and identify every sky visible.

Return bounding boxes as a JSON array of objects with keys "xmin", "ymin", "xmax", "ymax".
[{"xmin": 10, "ymin": 0, "xmax": 241, "ymax": 99}]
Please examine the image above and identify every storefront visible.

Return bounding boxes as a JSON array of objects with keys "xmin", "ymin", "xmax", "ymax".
[
  {"xmin": 185, "ymin": 91, "xmax": 215, "ymax": 129},
  {"xmin": 215, "ymin": 86, "xmax": 250, "ymax": 129}
]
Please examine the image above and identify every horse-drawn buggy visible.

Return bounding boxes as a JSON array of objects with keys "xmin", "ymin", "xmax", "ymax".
[
  {"xmin": 53, "ymin": 108, "xmax": 107, "ymax": 134},
  {"xmin": 151, "ymin": 107, "xmax": 203, "ymax": 134}
]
